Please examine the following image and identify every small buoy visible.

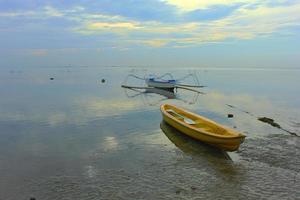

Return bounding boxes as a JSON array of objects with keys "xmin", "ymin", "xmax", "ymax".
[
  {"xmin": 228, "ymin": 114, "xmax": 234, "ymax": 118},
  {"xmin": 50, "ymin": 77, "xmax": 54, "ymax": 80},
  {"xmin": 101, "ymin": 79, "xmax": 105, "ymax": 83}
]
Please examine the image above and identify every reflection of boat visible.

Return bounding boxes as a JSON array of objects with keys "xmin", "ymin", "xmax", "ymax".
[
  {"xmin": 145, "ymin": 88, "xmax": 176, "ymax": 99},
  {"xmin": 122, "ymin": 86, "xmax": 176, "ymax": 99},
  {"xmin": 123, "ymin": 72, "xmax": 206, "ymax": 90},
  {"xmin": 160, "ymin": 121, "xmax": 231, "ymax": 160},
  {"xmin": 145, "ymin": 77, "xmax": 177, "ymax": 88},
  {"xmin": 122, "ymin": 85, "xmax": 201, "ymax": 105},
  {"xmin": 160, "ymin": 104, "xmax": 246, "ymax": 151}
]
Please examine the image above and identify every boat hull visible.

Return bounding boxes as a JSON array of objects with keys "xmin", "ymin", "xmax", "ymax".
[
  {"xmin": 146, "ymin": 79, "xmax": 176, "ymax": 88},
  {"xmin": 161, "ymin": 104, "xmax": 245, "ymax": 151}
]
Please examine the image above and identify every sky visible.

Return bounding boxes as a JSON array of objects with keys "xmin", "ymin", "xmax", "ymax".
[{"xmin": 0, "ymin": 0, "xmax": 300, "ymax": 68}]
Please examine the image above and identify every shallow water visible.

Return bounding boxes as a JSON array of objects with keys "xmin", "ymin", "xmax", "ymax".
[{"xmin": 0, "ymin": 67, "xmax": 299, "ymax": 199}]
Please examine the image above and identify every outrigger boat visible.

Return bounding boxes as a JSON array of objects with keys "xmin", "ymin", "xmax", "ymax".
[
  {"xmin": 160, "ymin": 104, "xmax": 246, "ymax": 151},
  {"xmin": 145, "ymin": 77, "xmax": 177, "ymax": 88},
  {"xmin": 123, "ymin": 73, "xmax": 206, "ymax": 89}
]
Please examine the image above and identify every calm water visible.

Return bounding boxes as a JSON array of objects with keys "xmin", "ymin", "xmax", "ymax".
[{"xmin": 0, "ymin": 67, "xmax": 299, "ymax": 199}]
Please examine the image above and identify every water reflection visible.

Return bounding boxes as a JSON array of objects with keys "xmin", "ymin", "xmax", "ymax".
[
  {"xmin": 124, "ymin": 87, "xmax": 176, "ymax": 99},
  {"xmin": 1, "ymin": 67, "xmax": 299, "ymax": 199},
  {"xmin": 122, "ymin": 86, "xmax": 201, "ymax": 105},
  {"xmin": 102, "ymin": 136, "xmax": 119, "ymax": 151},
  {"xmin": 160, "ymin": 121, "xmax": 242, "ymax": 183},
  {"xmin": 160, "ymin": 121, "xmax": 231, "ymax": 160}
]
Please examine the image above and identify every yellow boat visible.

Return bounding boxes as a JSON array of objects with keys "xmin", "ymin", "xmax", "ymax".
[{"xmin": 160, "ymin": 104, "xmax": 246, "ymax": 151}]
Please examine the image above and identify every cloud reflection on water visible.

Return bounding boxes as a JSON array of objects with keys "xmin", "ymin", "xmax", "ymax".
[
  {"xmin": 1, "ymin": 68, "xmax": 299, "ymax": 199},
  {"xmin": 0, "ymin": 67, "xmax": 299, "ymax": 138},
  {"xmin": 102, "ymin": 136, "xmax": 119, "ymax": 151},
  {"xmin": 0, "ymin": 87, "xmax": 299, "ymax": 138}
]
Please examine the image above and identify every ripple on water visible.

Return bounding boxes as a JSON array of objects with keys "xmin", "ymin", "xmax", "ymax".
[
  {"xmin": 22, "ymin": 136, "xmax": 299, "ymax": 200},
  {"xmin": 1, "ymin": 129, "xmax": 299, "ymax": 200},
  {"xmin": 239, "ymin": 134, "xmax": 300, "ymax": 172}
]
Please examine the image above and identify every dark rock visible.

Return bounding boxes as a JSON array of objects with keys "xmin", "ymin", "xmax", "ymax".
[
  {"xmin": 227, "ymin": 114, "xmax": 234, "ymax": 118},
  {"xmin": 101, "ymin": 79, "xmax": 105, "ymax": 83},
  {"xmin": 50, "ymin": 77, "xmax": 54, "ymax": 80}
]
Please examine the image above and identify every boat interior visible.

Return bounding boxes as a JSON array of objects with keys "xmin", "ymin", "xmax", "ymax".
[{"xmin": 165, "ymin": 108, "xmax": 232, "ymax": 136}]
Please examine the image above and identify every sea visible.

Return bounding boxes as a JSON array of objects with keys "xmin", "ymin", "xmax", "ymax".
[{"xmin": 0, "ymin": 66, "xmax": 299, "ymax": 199}]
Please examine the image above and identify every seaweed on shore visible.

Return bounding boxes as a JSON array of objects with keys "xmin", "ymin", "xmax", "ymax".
[
  {"xmin": 258, "ymin": 117, "xmax": 298, "ymax": 136},
  {"xmin": 258, "ymin": 117, "xmax": 281, "ymax": 129},
  {"xmin": 226, "ymin": 104, "xmax": 299, "ymax": 137}
]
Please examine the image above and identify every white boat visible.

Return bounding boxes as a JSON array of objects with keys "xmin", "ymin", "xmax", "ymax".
[{"xmin": 145, "ymin": 77, "xmax": 177, "ymax": 88}]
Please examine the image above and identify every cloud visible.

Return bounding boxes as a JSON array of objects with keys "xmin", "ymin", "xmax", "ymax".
[
  {"xmin": 1, "ymin": 2, "xmax": 300, "ymax": 48},
  {"xmin": 160, "ymin": 0, "xmax": 295, "ymax": 12},
  {"xmin": 30, "ymin": 49, "xmax": 48, "ymax": 56},
  {"xmin": 214, "ymin": 2, "xmax": 300, "ymax": 36},
  {"xmin": 141, "ymin": 39, "xmax": 169, "ymax": 47},
  {"xmin": 87, "ymin": 22, "xmax": 140, "ymax": 30},
  {"xmin": 161, "ymin": 0, "xmax": 247, "ymax": 11},
  {"xmin": 161, "ymin": 0, "xmax": 266, "ymax": 13},
  {"xmin": 0, "ymin": 11, "xmax": 35, "ymax": 17},
  {"xmin": 0, "ymin": 6, "xmax": 85, "ymax": 20},
  {"xmin": 8, "ymin": 49, "xmax": 49, "ymax": 56},
  {"xmin": 43, "ymin": 6, "xmax": 64, "ymax": 17},
  {"xmin": 72, "ymin": 2, "xmax": 300, "ymax": 47}
]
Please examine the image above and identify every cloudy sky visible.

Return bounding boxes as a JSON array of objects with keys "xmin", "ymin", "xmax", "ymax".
[{"xmin": 0, "ymin": 0, "xmax": 299, "ymax": 68}]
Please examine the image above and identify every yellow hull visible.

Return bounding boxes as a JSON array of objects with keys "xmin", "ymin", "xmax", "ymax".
[{"xmin": 160, "ymin": 104, "xmax": 246, "ymax": 151}]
